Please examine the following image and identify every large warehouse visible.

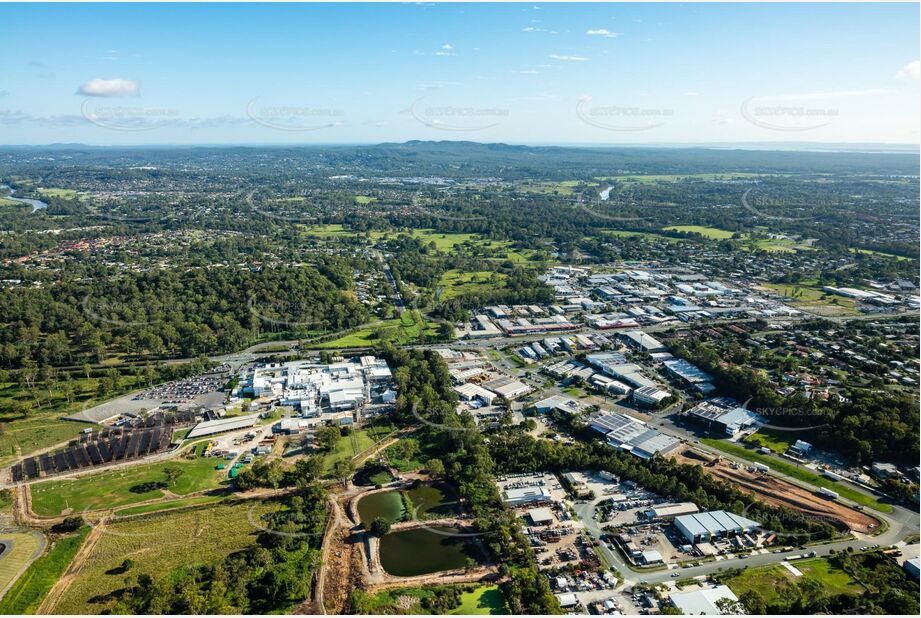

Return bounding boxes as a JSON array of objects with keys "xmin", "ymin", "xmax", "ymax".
[
  {"xmin": 589, "ymin": 411, "xmax": 681, "ymax": 459},
  {"xmin": 674, "ymin": 510, "xmax": 760, "ymax": 543}
]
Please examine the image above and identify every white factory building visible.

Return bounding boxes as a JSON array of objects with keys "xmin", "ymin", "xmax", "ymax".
[{"xmin": 242, "ymin": 356, "xmax": 394, "ymax": 419}]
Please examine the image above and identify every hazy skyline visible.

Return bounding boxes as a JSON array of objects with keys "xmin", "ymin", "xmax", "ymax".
[{"xmin": 1, "ymin": 2, "xmax": 919, "ymax": 145}]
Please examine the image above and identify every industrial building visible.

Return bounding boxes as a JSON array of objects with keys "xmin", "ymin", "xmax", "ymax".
[
  {"xmin": 674, "ymin": 510, "xmax": 760, "ymax": 543},
  {"xmin": 590, "ymin": 411, "xmax": 681, "ymax": 459},
  {"xmin": 239, "ymin": 356, "xmax": 395, "ymax": 425},
  {"xmin": 502, "ymin": 485, "xmax": 552, "ymax": 506},
  {"xmin": 484, "ymin": 377, "xmax": 531, "ymax": 401},
  {"xmin": 186, "ymin": 413, "xmax": 260, "ymax": 439},
  {"xmin": 633, "ymin": 385, "xmax": 671, "ymax": 407},
  {"xmin": 684, "ymin": 399, "xmax": 762, "ymax": 435},
  {"xmin": 617, "ymin": 330, "xmax": 667, "ymax": 353},
  {"xmin": 669, "ymin": 585, "xmax": 740, "ymax": 615},
  {"xmin": 532, "ymin": 394, "xmax": 582, "ymax": 415},
  {"xmin": 644, "ymin": 502, "xmax": 700, "ymax": 520},
  {"xmin": 454, "ymin": 382, "xmax": 497, "ymax": 405},
  {"xmin": 662, "ymin": 358, "xmax": 716, "ymax": 394}
]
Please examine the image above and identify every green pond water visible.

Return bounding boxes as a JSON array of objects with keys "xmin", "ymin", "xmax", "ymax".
[
  {"xmin": 357, "ymin": 490, "xmax": 405, "ymax": 524},
  {"xmin": 378, "ymin": 526, "xmax": 484, "ymax": 577},
  {"xmin": 357, "ymin": 482, "xmax": 462, "ymax": 524}
]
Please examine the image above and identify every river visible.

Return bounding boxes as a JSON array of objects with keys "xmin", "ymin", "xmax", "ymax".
[{"xmin": 0, "ymin": 185, "xmax": 48, "ymax": 213}]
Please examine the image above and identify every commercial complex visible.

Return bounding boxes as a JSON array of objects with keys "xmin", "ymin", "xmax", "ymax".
[
  {"xmin": 589, "ymin": 411, "xmax": 681, "ymax": 459},
  {"xmin": 674, "ymin": 510, "xmax": 761, "ymax": 543}
]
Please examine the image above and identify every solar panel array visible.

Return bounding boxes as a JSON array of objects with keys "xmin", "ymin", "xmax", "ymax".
[{"xmin": 12, "ymin": 424, "xmax": 174, "ymax": 482}]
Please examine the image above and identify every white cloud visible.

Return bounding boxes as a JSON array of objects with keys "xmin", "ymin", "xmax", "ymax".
[
  {"xmin": 441, "ymin": 43, "xmax": 454, "ymax": 50},
  {"xmin": 586, "ymin": 29, "xmax": 619, "ymax": 38},
  {"xmin": 895, "ymin": 60, "xmax": 920, "ymax": 81},
  {"xmin": 550, "ymin": 54, "xmax": 588, "ymax": 62},
  {"xmin": 435, "ymin": 51, "xmax": 456, "ymax": 57},
  {"xmin": 77, "ymin": 78, "xmax": 139, "ymax": 97}
]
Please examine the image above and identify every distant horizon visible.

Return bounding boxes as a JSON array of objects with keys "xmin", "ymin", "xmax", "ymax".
[{"xmin": 0, "ymin": 139, "xmax": 917, "ymax": 155}]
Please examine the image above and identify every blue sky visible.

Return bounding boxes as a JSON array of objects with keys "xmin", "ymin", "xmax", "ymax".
[{"xmin": 0, "ymin": 2, "xmax": 918, "ymax": 145}]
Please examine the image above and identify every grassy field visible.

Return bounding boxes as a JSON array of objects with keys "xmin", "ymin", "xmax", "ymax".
[
  {"xmin": 438, "ymin": 270, "xmax": 507, "ymax": 300},
  {"xmin": 354, "ymin": 584, "xmax": 507, "ymax": 615},
  {"xmin": 30, "ymin": 447, "xmax": 227, "ymax": 516},
  {"xmin": 853, "ymin": 248, "xmax": 914, "ymax": 262},
  {"xmin": 0, "ymin": 527, "xmax": 89, "ymax": 614},
  {"xmin": 354, "ymin": 195, "xmax": 376, "ymax": 204},
  {"xmin": 699, "ymin": 438, "xmax": 889, "ymax": 512},
  {"xmin": 742, "ymin": 429, "xmax": 797, "ymax": 454},
  {"xmin": 36, "ymin": 188, "xmax": 78, "ymax": 198},
  {"xmin": 0, "ymin": 374, "xmax": 149, "ymax": 467},
  {"xmin": 315, "ymin": 310, "xmax": 436, "ymax": 349},
  {"xmin": 0, "ymin": 196, "xmax": 25, "ymax": 208},
  {"xmin": 762, "ymin": 283, "xmax": 859, "ymax": 316},
  {"xmin": 602, "ymin": 229, "xmax": 686, "ymax": 243},
  {"xmin": 321, "ymin": 423, "xmax": 396, "ymax": 475},
  {"xmin": 383, "ymin": 438, "xmax": 427, "ymax": 473},
  {"xmin": 451, "ymin": 585, "xmax": 509, "ymax": 615},
  {"xmin": 722, "ymin": 557, "xmax": 861, "ymax": 604},
  {"xmin": 0, "ymin": 530, "xmax": 44, "ymax": 601},
  {"xmin": 0, "ymin": 414, "xmax": 94, "ymax": 469},
  {"xmin": 54, "ymin": 501, "xmax": 277, "ymax": 614},
  {"xmin": 114, "ymin": 494, "xmax": 226, "ymax": 516},
  {"xmin": 664, "ymin": 225, "xmax": 737, "ymax": 239},
  {"xmin": 302, "ymin": 225, "xmax": 480, "ymax": 252}
]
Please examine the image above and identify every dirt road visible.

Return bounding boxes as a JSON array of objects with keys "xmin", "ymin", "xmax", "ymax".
[{"xmin": 672, "ymin": 449, "xmax": 879, "ymax": 533}]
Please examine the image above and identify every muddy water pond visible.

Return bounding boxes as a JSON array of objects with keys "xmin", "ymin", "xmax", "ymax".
[{"xmin": 378, "ymin": 526, "xmax": 484, "ymax": 577}]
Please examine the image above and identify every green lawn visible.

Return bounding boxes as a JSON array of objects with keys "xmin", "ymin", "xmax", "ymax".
[
  {"xmin": 451, "ymin": 585, "xmax": 509, "ymax": 615},
  {"xmin": 663, "ymin": 225, "xmax": 737, "ymax": 239},
  {"xmin": 29, "ymin": 448, "xmax": 227, "ymax": 516},
  {"xmin": 0, "ymin": 527, "xmax": 89, "ymax": 614},
  {"xmin": 795, "ymin": 558, "xmax": 863, "ymax": 595},
  {"xmin": 743, "ymin": 429, "xmax": 797, "ymax": 454},
  {"xmin": 723, "ymin": 557, "xmax": 861, "ymax": 604},
  {"xmin": 354, "ymin": 195, "xmax": 376, "ymax": 204},
  {"xmin": 699, "ymin": 438, "xmax": 889, "ymax": 512},
  {"xmin": 54, "ymin": 501, "xmax": 277, "ymax": 614}
]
